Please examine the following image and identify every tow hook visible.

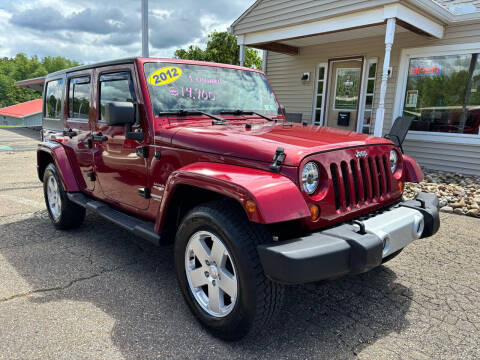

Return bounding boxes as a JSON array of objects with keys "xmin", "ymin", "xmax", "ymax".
[{"xmin": 270, "ymin": 147, "xmax": 286, "ymax": 172}]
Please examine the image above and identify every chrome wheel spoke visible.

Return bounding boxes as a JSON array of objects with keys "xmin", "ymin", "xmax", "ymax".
[
  {"xmin": 189, "ymin": 267, "xmax": 208, "ymax": 288},
  {"xmin": 190, "ymin": 237, "xmax": 210, "ymax": 265},
  {"xmin": 208, "ymin": 282, "xmax": 222, "ymax": 314},
  {"xmin": 219, "ymin": 269, "xmax": 237, "ymax": 299},
  {"xmin": 210, "ymin": 241, "xmax": 226, "ymax": 267}
]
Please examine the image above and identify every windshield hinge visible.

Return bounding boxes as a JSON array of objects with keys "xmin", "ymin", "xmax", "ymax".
[{"xmin": 270, "ymin": 147, "xmax": 286, "ymax": 172}]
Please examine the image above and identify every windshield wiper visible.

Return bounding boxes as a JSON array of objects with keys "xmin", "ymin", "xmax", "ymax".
[
  {"xmin": 220, "ymin": 109, "xmax": 275, "ymax": 121},
  {"xmin": 158, "ymin": 110, "xmax": 227, "ymax": 124}
]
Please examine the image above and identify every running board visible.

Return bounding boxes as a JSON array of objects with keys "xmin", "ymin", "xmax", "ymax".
[{"xmin": 67, "ymin": 192, "xmax": 160, "ymax": 246}]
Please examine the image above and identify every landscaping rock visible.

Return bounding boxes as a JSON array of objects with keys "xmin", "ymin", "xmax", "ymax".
[{"xmin": 404, "ymin": 168, "xmax": 480, "ymax": 218}]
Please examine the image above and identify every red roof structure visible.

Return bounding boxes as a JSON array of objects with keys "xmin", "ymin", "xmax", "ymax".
[{"xmin": 0, "ymin": 99, "xmax": 43, "ymax": 118}]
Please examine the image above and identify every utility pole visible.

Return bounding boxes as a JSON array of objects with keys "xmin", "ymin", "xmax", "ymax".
[{"xmin": 141, "ymin": 0, "xmax": 149, "ymax": 57}]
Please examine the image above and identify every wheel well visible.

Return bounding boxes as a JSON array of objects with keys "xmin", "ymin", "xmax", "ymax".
[
  {"xmin": 161, "ymin": 185, "xmax": 239, "ymax": 243},
  {"xmin": 37, "ymin": 151, "xmax": 54, "ymax": 182}
]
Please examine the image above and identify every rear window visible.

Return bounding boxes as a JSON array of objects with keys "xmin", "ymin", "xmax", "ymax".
[
  {"xmin": 44, "ymin": 79, "xmax": 63, "ymax": 119},
  {"xmin": 68, "ymin": 76, "xmax": 91, "ymax": 119}
]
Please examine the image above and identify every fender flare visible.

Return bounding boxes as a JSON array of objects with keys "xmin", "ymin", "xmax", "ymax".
[
  {"xmin": 37, "ymin": 142, "xmax": 83, "ymax": 191},
  {"xmin": 402, "ymin": 154, "xmax": 424, "ymax": 183},
  {"xmin": 155, "ymin": 162, "xmax": 310, "ymax": 231}
]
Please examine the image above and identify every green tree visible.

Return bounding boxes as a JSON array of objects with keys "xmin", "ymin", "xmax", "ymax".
[
  {"xmin": 174, "ymin": 31, "xmax": 262, "ymax": 69},
  {"xmin": 0, "ymin": 54, "xmax": 80, "ymax": 107}
]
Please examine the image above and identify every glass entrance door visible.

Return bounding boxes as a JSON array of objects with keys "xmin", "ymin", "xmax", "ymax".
[{"xmin": 326, "ymin": 59, "xmax": 362, "ymax": 131}]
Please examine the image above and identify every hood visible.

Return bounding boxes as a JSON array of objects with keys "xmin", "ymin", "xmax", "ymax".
[{"xmin": 167, "ymin": 121, "xmax": 393, "ymax": 167}]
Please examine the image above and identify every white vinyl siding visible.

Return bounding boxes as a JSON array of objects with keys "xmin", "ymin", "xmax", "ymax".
[{"xmin": 403, "ymin": 139, "xmax": 480, "ymax": 174}]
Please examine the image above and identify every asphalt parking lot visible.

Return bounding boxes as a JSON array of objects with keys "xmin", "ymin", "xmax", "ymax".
[{"xmin": 0, "ymin": 127, "xmax": 479, "ymax": 359}]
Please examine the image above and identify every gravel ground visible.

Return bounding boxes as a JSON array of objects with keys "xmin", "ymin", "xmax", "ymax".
[
  {"xmin": 0, "ymin": 128, "xmax": 479, "ymax": 359},
  {"xmin": 404, "ymin": 169, "xmax": 480, "ymax": 218}
]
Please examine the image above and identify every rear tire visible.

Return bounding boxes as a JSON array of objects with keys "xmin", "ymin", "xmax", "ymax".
[
  {"xmin": 43, "ymin": 163, "xmax": 85, "ymax": 230},
  {"xmin": 174, "ymin": 199, "xmax": 284, "ymax": 340}
]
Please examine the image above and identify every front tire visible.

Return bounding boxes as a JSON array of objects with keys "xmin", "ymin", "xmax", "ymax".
[
  {"xmin": 43, "ymin": 163, "xmax": 85, "ymax": 230},
  {"xmin": 174, "ymin": 200, "xmax": 283, "ymax": 340}
]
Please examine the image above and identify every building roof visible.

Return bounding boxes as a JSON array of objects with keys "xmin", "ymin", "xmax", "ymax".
[{"xmin": 0, "ymin": 99, "xmax": 43, "ymax": 119}]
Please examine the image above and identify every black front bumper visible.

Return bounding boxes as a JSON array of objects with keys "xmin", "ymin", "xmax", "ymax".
[{"xmin": 257, "ymin": 192, "xmax": 440, "ymax": 284}]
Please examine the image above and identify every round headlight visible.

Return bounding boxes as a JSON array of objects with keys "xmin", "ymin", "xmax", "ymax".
[
  {"xmin": 302, "ymin": 162, "xmax": 319, "ymax": 195},
  {"xmin": 389, "ymin": 149, "xmax": 398, "ymax": 173}
]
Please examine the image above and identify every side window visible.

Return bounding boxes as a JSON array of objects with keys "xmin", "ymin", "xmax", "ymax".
[
  {"xmin": 68, "ymin": 76, "xmax": 91, "ymax": 119},
  {"xmin": 99, "ymin": 72, "xmax": 136, "ymax": 121},
  {"xmin": 44, "ymin": 79, "xmax": 63, "ymax": 119}
]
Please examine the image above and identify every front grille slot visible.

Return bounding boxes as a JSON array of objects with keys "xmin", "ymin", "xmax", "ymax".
[
  {"xmin": 367, "ymin": 157, "xmax": 377, "ymax": 198},
  {"xmin": 382, "ymin": 154, "xmax": 391, "ymax": 193},
  {"xmin": 376, "ymin": 156, "xmax": 386, "ymax": 196},
  {"xmin": 350, "ymin": 160, "xmax": 359, "ymax": 204},
  {"xmin": 340, "ymin": 161, "xmax": 350, "ymax": 207},
  {"xmin": 330, "ymin": 163, "xmax": 341, "ymax": 210},
  {"xmin": 359, "ymin": 158, "xmax": 369, "ymax": 201}
]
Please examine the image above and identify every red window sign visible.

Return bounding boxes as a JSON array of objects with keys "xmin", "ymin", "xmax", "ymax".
[{"xmin": 409, "ymin": 65, "xmax": 442, "ymax": 77}]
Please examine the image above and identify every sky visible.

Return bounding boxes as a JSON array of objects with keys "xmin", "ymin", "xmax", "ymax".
[{"xmin": 0, "ymin": 0, "xmax": 255, "ymax": 63}]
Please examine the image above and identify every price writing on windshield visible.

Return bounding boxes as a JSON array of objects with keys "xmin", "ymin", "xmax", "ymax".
[{"xmin": 168, "ymin": 87, "xmax": 216, "ymax": 101}]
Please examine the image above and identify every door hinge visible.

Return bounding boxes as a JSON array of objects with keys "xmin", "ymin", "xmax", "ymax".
[
  {"xmin": 87, "ymin": 172, "xmax": 96, "ymax": 181},
  {"xmin": 136, "ymin": 145, "xmax": 149, "ymax": 158},
  {"xmin": 138, "ymin": 187, "xmax": 150, "ymax": 199}
]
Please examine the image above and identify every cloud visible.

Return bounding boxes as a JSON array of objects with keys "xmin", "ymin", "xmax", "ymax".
[{"xmin": 2, "ymin": 0, "xmax": 254, "ymax": 63}]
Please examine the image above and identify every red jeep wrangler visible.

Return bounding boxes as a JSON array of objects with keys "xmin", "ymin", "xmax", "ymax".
[{"xmin": 37, "ymin": 57, "xmax": 440, "ymax": 340}]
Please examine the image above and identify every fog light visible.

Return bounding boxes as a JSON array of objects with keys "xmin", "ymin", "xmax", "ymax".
[
  {"xmin": 412, "ymin": 215, "xmax": 424, "ymax": 239},
  {"xmin": 309, "ymin": 204, "xmax": 320, "ymax": 221},
  {"xmin": 382, "ymin": 235, "xmax": 390, "ymax": 255},
  {"xmin": 245, "ymin": 200, "xmax": 256, "ymax": 214}
]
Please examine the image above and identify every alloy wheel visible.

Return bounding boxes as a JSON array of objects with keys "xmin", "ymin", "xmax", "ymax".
[{"xmin": 184, "ymin": 230, "xmax": 238, "ymax": 318}]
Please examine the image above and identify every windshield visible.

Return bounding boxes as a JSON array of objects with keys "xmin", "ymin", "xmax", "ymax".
[{"xmin": 143, "ymin": 62, "xmax": 280, "ymax": 116}]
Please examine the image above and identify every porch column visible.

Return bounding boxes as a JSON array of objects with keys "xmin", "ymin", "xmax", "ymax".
[
  {"xmin": 374, "ymin": 17, "xmax": 396, "ymax": 137},
  {"xmin": 239, "ymin": 44, "xmax": 246, "ymax": 66},
  {"xmin": 262, "ymin": 50, "xmax": 267, "ymax": 72}
]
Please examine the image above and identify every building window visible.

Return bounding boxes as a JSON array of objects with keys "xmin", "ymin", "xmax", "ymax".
[
  {"xmin": 68, "ymin": 76, "xmax": 91, "ymax": 119},
  {"xmin": 403, "ymin": 53, "xmax": 480, "ymax": 135},
  {"xmin": 44, "ymin": 79, "xmax": 63, "ymax": 119},
  {"xmin": 361, "ymin": 61, "xmax": 377, "ymax": 134},
  {"xmin": 99, "ymin": 72, "xmax": 135, "ymax": 121},
  {"xmin": 313, "ymin": 64, "xmax": 327, "ymax": 125}
]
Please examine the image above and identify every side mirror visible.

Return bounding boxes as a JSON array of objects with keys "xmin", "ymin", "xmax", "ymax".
[
  {"xmin": 278, "ymin": 104, "xmax": 286, "ymax": 115},
  {"xmin": 104, "ymin": 101, "xmax": 135, "ymax": 126}
]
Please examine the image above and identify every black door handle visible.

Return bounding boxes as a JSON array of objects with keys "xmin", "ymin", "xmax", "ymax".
[
  {"xmin": 91, "ymin": 134, "xmax": 108, "ymax": 142},
  {"xmin": 63, "ymin": 130, "xmax": 77, "ymax": 137}
]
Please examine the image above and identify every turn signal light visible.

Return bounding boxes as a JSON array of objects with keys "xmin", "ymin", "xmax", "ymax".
[
  {"xmin": 245, "ymin": 200, "xmax": 256, "ymax": 214},
  {"xmin": 309, "ymin": 204, "xmax": 320, "ymax": 221},
  {"xmin": 398, "ymin": 181, "xmax": 404, "ymax": 193}
]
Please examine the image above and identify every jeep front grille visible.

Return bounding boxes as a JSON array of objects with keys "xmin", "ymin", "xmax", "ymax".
[{"xmin": 330, "ymin": 155, "xmax": 392, "ymax": 210}]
